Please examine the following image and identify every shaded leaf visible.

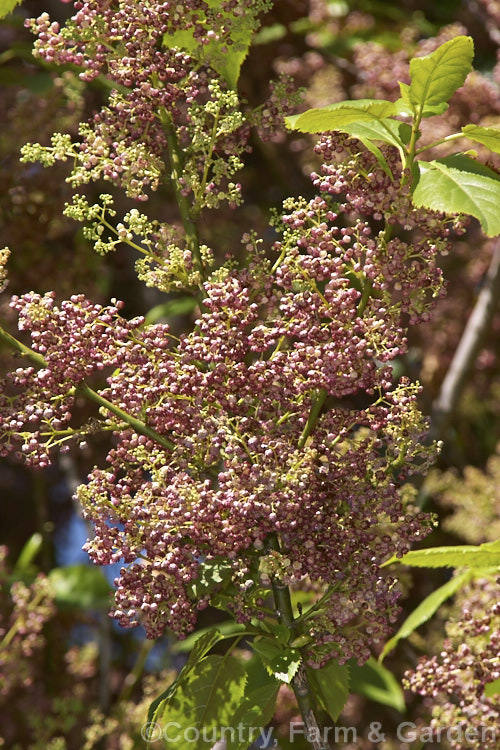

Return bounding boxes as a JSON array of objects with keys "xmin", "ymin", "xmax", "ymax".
[
  {"xmin": 229, "ymin": 658, "xmax": 280, "ymax": 750},
  {"xmin": 306, "ymin": 660, "xmax": 350, "ymax": 722},
  {"xmin": 48, "ymin": 565, "xmax": 111, "ymax": 610},
  {"xmin": 14, "ymin": 533, "xmax": 43, "ymax": 574},
  {"xmin": 154, "ymin": 654, "xmax": 247, "ymax": 749},
  {"xmin": 349, "ymin": 657, "xmax": 405, "ymax": 713},
  {"xmin": 462, "ymin": 124, "xmax": 500, "ymax": 155},
  {"xmin": 408, "ymin": 36, "xmax": 474, "ymax": 110},
  {"xmin": 187, "ymin": 557, "xmax": 233, "ymax": 599},
  {"xmin": 285, "ymin": 99, "xmax": 398, "ymax": 133},
  {"xmin": 379, "ymin": 572, "xmax": 471, "ymax": 661},
  {"xmin": 171, "ymin": 622, "xmax": 250, "ymax": 654},
  {"xmin": 148, "ymin": 628, "xmax": 228, "ymax": 724},
  {"xmin": 145, "ymin": 297, "xmax": 197, "ymax": 324},
  {"xmin": 412, "ymin": 155, "xmax": 500, "ymax": 236}
]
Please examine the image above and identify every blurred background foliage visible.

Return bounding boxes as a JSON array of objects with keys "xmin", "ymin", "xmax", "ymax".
[{"xmin": 0, "ymin": 1, "xmax": 499, "ymax": 748}]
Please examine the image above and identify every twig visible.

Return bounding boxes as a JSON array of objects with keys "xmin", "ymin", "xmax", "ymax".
[
  {"xmin": 0, "ymin": 324, "xmax": 175, "ymax": 452},
  {"xmin": 430, "ymin": 239, "xmax": 500, "ymax": 441}
]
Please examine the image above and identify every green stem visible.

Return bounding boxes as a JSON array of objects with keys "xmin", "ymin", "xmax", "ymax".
[
  {"xmin": 159, "ymin": 107, "xmax": 205, "ymax": 281},
  {"xmin": 0, "ymin": 325, "xmax": 175, "ymax": 452},
  {"xmin": 298, "ymin": 390, "xmax": 327, "ymax": 450},
  {"xmin": 266, "ymin": 534, "xmax": 332, "ymax": 750},
  {"xmin": 1, "ymin": 590, "xmax": 46, "ymax": 650},
  {"xmin": 414, "ymin": 131, "xmax": 464, "ymax": 155}
]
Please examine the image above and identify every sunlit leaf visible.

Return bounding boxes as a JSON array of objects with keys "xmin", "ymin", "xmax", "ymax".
[
  {"xmin": 383, "ymin": 539, "xmax": 500, "ymax": 569},
  {"xmin": 462, "ymin": 124, "xmax": 500, "ymax": 155},
  {"xmin": 0, "ymin": 0, "xmax": 23, "ymax": 19},
  {"xmin": 286, "ymin": 99, "xmax": 398, "ymax": 133},
  {"xmin": 412, "ymin": 155, "xmax": 500, "ymax": 237},
  {"xmin": 408, "ymin": 36, "xmax": 474, "ymax": 110}
]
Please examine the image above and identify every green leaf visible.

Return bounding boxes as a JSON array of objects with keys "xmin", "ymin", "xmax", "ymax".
[
  {"xmin": 462, "ymin": 125, "xmax": 500, "ymax": 155},
  {"xmin": 394, "ymin": 93, "xmax": 448, "ymax": 118},
  {"xmin": 306, "ymin": 660, "xmax": 350, "ymax": 722},
  {"xmin": 187, "ymin": 557, "xmax": 233, "ymax": 599},
  {"xmin": 333, "ymin": 119, "xmax": 412, "ymax": 178},
  {"xmin": 14, "ymin": 533, "xmax": 43, "ymax": 574},
  {"xmin": 162, "ymin": 0, "xmax": 256, "ymax": 89},
  {"xmin": 170, "ymin": 622, "xmax": 250, "ymax": 654},
  {"xmin": 383, "ymin": 539, "xmax": 500, "ymax": 569},
  {"xmin": 341, "ymin": 119, "xmax": 412, "ymax": 149},
  {"xmin": 252, "ymin": 638, "xmax": 301, "ymax": 684},
  {"xmin": 148, "ymin": 629, "xmax": 232, "ymax": 725},
  {"xmin": 48, "ymin": 565, "xmax": 111, "ymax": 610},
  {"xmin": 412, "ymin": 155, "xmax": 500, "ymax": 237},
  {"xmin": 153, "ymin": 654, "xmax": 247, "ymax": 749},
  {"xmin": 349, "ymin": 657, "xmax": 405, "ymax": 713},
  {"xmin": 408, "ymin": 36, "xmax": 474, "ymax": 111},
  {"xmin": 285, "ymin": 99, "xmax": 398, "ymax": 133},
  {"xmin": 485, "ymin": 677, "xmax": 500, "ymax": 698},
  {"xmin": 379, "ymin": 572, "xmax": 471, "ymax": 662},
  {"xmin": 229, "ymin": 658, "xmax": 280, "ymax": 750},
  {"xmin": 144, "ymin": 297, "xmax": 198, "ymax": 324},
  {"xmin": 0, "ymin": 0, "xmax": 23, "ymax": 19}
]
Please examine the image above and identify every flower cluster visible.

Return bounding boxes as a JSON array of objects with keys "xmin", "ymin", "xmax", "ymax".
[
  {"xmin": 0, "ymin": 293, "xmax": 144, "ymax": 466},
  {"xmin": 0, "ymin": 547, "xmax": 55, "ymax": 697},
  {"xmin": 0, "ymin": 248, "xmax": 9, "ymax": 295},
  {"xmin": 406, "ymin": 577, "xmax": 500, "ymax": 750},
  {"xmin": 2, "ymin": 170, "xmax": 439, "ymax": 664},
  {"xmin": 21, "ymin": 1, "xmax": 291, "ymax": 202}
]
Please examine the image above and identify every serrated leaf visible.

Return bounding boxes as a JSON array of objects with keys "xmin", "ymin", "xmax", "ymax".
[
  {"xmin": 485, "ymin": 677, "xmax": 500, "ymax": 698},
  {"xmin": 462, "ymin": 125, "xmax": 500, "ymax": 155},
  {"xmin": 306, "ymin": 660, "xmax": 350, "ymax": 721},
  {"xmin": 229, "ymin": 659, "xmax": 280, "ymax": 750},
  {"xmin": 148, "ymin": 628, "xmax": 227, "ymax": 724},
  {"xmin": 154, "ymin": 654, "xmax": 247, "ymax": 749},
  {"xmin": 0, "ymin": 0, "xmax": 23, "ymax": 19},
  {"xmin": 408, "ymin": 36, "xmax": 474, "ymax": 110},
  {"xmin": 349, "ymin": 657, "xmax": 405, "ymax": 712},
  {"xmin": 342, "ymin": 119, "xmax": 412, "ymax": 149},
  {"xmin": 285, "ymin": 99, "xmax": 398, "ymax": 134},
  {"xmin": 335, "ymin": 119, "xmax": 411, "ymax": 178},
  {"xmin": 383, "ymin": 539, "xmax": 500, "ymax": 569},
  {"xmin": 252, "ymin": 639, "xmax": 301, "ymax": 684},
  {"xmin": 162, "ymin": 0, "xmax": 255, "ymax": 89},
  {"xmin": 48, "ymin": 565, "xmax": 111, "ymax": 610},
  {"xmin": 187, "ymin": 557, "xmax": 233, "ymax": 599},
  {"xmin": 379, "ymin": 572, "xmax": 471, "ymax": 662},
  {"xmin": 268, "ymin": 650, "xmax": 301, "ymax": 684},
  {"xmin": 253, "ymin": 620, "xmax": 291, "ymax": 645},
  {"xmin": 412, "ymin": 155, "xmax": 500, "ymax": 236}
]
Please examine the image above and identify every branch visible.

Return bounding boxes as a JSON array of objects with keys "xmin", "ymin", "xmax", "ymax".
[
  {"xmin": 431, "ymin": 238, "xmax": 500, "ymax": 440},
  {"xmin": 159, "ymin": 107, "xmax": 205, "ymax": 281},
  {"xmin": 266, "ymin": 534, "xmax": 333, "ymax": 750},
  {"xmin": 0, "ymin": 324, "xmax": 175, "ymax": 452}
]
